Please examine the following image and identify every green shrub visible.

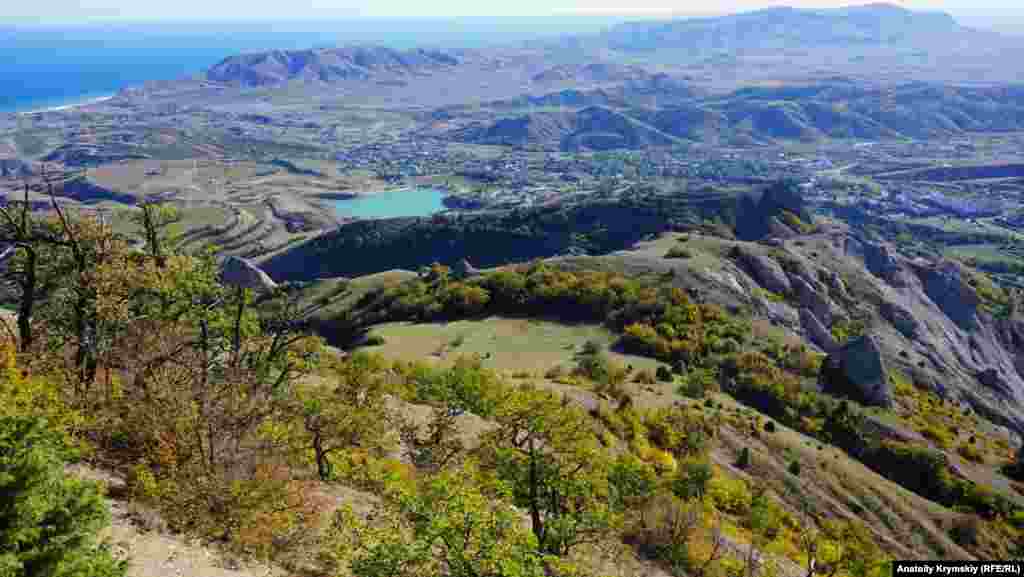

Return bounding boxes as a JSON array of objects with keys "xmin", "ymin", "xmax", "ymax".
[
  {"xmin": 0, "ymin": 417, "xmax": 127, "ymax": 577},
  {"xmin": 670, "ymin": 461, "xmax": 713, "ymax": 501},
  {"xmin": 949, "ymin": 516, "xmax": 981, "ymax": 547},
  {"xmin": 736, "ymin": 447, "xmax": 751, "ymax": 469},
  {"xmin": 363, "ymin": 334, "xmax": 386, "ymax": 346},
  {"xmin": 958, "ymin": 443, "xmax": 985, "ymax": 464},
  {"xmin": 788, "ymin": 460, "xmax": 802, "ymax": 477},
  {"xmin": 656, "ymin": 366, "xmax": 674, "ymax": 383},
  {"xmin": 665, "ymin": 247, "xmax": 694, "ymax": 259}
]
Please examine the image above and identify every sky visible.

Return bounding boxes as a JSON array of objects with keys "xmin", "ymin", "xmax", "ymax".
[{"xmin": 4, "ymin": 0, "xmax": 1022, "ymax": 33}]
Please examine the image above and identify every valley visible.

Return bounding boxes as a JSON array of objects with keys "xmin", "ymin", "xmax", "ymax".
[{"xmin": 5, "ymin": 3, "xmax": 1024, "ymax": 576}]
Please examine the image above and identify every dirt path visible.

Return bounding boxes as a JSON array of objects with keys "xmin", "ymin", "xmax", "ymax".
[{"xmin": 69, "ymin": 464, "xmax": 282, "ymax": 577}]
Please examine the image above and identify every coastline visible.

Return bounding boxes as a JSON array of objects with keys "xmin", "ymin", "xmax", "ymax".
[{"xmin": 13, "ymin": 94, "xmax": 115, "ymax": 116}]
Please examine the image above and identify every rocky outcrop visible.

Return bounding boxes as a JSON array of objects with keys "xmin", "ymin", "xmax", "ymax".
[
  {"xmin": 977, "ymin": 368, "xmax": 1016, "ymax": 400},
  {"xmin": 221, "ymin": 256, "xmax": 278, "ymax": 292},
  {"xmin": 824, "ymin": 270, "xmax": 849, "ymax": 301},
  {"xmin": 736, "ymin": 249, "xmax": 791, "ymax": 295},
  {"xmin": 800, "ymin": 308, "xmax": 839, "ymax": 353},
  {"xmin": 921, "ymin": 261, "xmax": 980, "ymax": 330},
  {"xmin": 734, "ymin": 180, "xmax": 811, "ymax": 242},
  {"xmin": 880, "ymin": 301, "xmax": 920, "ymax": 339},
  {"xmin": 791, "ymin": 275, "xmax": 840, "ymax": 325},
  {"xmin": 767, "ymin": 217, "xmax": 798, "ymax": 239},
  {"xmin": 761, "ymin": 299, "xmax": 799, "ymax": 329},
  {"xmin": 454, "ymin": 258, "xmax": 481, "ymax": 279},
  {"xmin": 0, "ymin": 246, "xmax": 15, "ymax": 272},
  {"xmin": 860, "ymin": 240, "xmax": 904, "ymax": 285},
  {"xmin": 819, "ymin": 334, "xmax": 893, "ymax": 408}
]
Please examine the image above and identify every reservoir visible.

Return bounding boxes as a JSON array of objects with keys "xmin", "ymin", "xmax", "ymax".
[{"xmin": 331, "ymin": 187, "xmax": 446, "ymax": 219}]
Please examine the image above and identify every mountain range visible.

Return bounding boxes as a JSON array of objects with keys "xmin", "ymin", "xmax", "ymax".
[
  {"xmin": 439, "ymin": 81, "xmax": 1024, "ymax": 149},
  {"xmin": 201, "ymin": 3, "xmax": 1024, "ymax": 92}
]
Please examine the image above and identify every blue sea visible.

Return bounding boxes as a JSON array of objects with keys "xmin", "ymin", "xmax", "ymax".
[{"xmin": 1, "ymin": 16, "xmax": 626, "ymax": 113}]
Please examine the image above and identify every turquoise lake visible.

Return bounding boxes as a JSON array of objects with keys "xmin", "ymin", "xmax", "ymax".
[{"xmin": 331, "ymin": 188, "xmax": 446, "ymax": 219}]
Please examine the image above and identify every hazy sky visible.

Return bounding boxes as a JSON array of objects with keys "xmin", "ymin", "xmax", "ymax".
[{"xmin": 5, "ymin": 0, "xmax": 1023, "ymax": 32}]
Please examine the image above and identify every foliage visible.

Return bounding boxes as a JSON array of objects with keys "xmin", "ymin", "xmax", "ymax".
[
  {"xmin": 0, "ymin": 417, "xmax": 127, "ymax": 577},
  {"xmin": 665, "ymin": 246, "xmax": 695, "ymax": 259},
  {"xmin": 656, "ymin": 365, "xmax": 674, "ymax": 383},
  {"xmin": 829, "ymin": 318, "xmax": 865, "ymax": 346},
  {"xmin": 780, "ymin": 210, "xmax": 814, "ymax": 234},
  {"xmin": 324, "ymin": 462, "xmax": 549, "ymax": 577},
  {"xmin": 736, "ymin": 447, "xmax": 751, "ymax": 470},
  {"xmin": 283, "ymin": 351, "xmax": 396, "ymax": 481},
  {"xmin": 481, "ymin": 385, "xmax": 619, "ymax": 556},
  {"xmin": 0, "ymin": 341, "xmax": 83, "ymax": 444},
  {"xmin": 365, "ymin": 261, "xmax": 751, "ymax": 373},
  {"xmin": 787, "ymin": 460, "xmax": 801, "ymax": 477}
]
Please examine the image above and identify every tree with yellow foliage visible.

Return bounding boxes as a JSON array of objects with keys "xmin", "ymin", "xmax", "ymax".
[
  {"xmin": 324, "ymin": 461, "xmax": 548, "ymax": 577},
  {"xmin": 480, "ymin": 384, "xmax": 619, "ymax": 557}
]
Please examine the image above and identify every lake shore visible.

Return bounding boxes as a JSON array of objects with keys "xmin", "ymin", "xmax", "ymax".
[{"xmin": 315, "ymin": 186, "xmax": 416, "ymax": 200}]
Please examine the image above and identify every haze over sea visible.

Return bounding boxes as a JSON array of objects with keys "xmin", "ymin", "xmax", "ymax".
[{"xmin": 1, "ymin": 16, "xmax": 622, "ymax": 114}]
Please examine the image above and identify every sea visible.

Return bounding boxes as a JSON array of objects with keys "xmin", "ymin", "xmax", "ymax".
[{"xmin": 1, "ymin": 16, "xmax": 626, "ymax": 114}]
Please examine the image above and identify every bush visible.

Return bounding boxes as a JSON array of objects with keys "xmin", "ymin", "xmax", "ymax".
[
  {"xmin": 656, "ymin": 366, "xmax": 674, "ymax": 383},
  {"xmin": 949, "ymin": 516, "xmax": 981, "ymax": 547},
  {"xmin": 0, "ymin": 417, "xmax": 127, "ymax": 577},
  {"xmin": 363, "ymin": 334, "xmax": 386, "ymax": 346},
  {"xmin": 671, "ymin": 461, "xmax": 713, "ymax": 500},
  {"xmin": 958, "ymin": 443, "xmax": 985, "ymax": 464},
  {"xmin": 736, "ymin": 447, "xmax": 751, "ymax": 469},
  {"xmin": 665, "ymin": 247, "xmax": 694, "ymax": 259},
  {"xmin": 708, "ymin": 475, "xmax": 753, "ymax": 516},
  {"xmin": 764, "ymin": 420, "xmax": 776, "ymax": 433},
  {"xmin": 788, "ymin": 460, "xmax": 802, "ymax": 477}
]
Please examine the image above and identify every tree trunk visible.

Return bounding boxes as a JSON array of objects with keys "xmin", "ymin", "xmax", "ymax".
[
  {"xmin": 527, "ymin": 437, "xmax": 546, "ymax": 551},
  {"xmin": 314, "ymin": 432, "xmax": 329, "ymax": 481},
  {"xmin": 232, "ymin": 286, "xmax": 245, "ymax": 366},
  {"xmin": 16, "ymin": 249, "xmax": 35, "ymax": 351}
]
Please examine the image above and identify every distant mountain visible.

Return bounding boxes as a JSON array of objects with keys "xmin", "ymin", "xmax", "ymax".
[
  {"xmin": 530, "ymin": 62, "xmax": 650, "ymax": 84},
  {"xmin": 562, "ymin": 106, "xmax": 683, "ymax": 151},
  {"xmin": 443, "ymin": 81, "xmax": 1024, "ymax": 148},
  {"xmin": 206, "ymin": 46, "xmax": 463, "ymax": 87},
  {"xmin": 452, "ymin": 105, "xmax": 684, "ymax": 151},
  {"xmin": 595, "ymin": 3, "xmax": 1024, "ymax": 86},
  {"xmin": 454, "ymin": 111, "xmax": 577, "ymax": 147},
  {"xmin": 603, "ymin": 3, "xmax": 963, "ymax": 53}
]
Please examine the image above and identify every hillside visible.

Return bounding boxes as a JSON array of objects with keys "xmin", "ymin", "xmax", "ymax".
[
  {"xmin": 6, "ymin": 181, "xmax": 1024, "ymax": 577},
  {"xmin": 206, "ymin": 46, "xmax": 464, "ymax": 87},
  {"xmin": 285, "ymin": 218, "xmax": 1024, "ymax": 564},
  {"xmin": 259, "ymin": 189, "xmax": 736, "ymax": 281},
  {"xmin": 440, "ymin": 80, "xmax": 1024, "ymax": 148}
]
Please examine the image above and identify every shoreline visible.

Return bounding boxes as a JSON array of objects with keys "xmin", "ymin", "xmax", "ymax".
[{"xmin": 14, "ymin": 95, "xmax": 115, "ymax": 116}]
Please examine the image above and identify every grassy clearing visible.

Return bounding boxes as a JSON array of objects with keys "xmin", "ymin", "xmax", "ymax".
[
  {"xmin": 945, "ymin": 244, "xmax": 1024, "ymax": 266},
  {"xmin": 360, "ymin": 317, "xmax": 660, "ymax": 375}
]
